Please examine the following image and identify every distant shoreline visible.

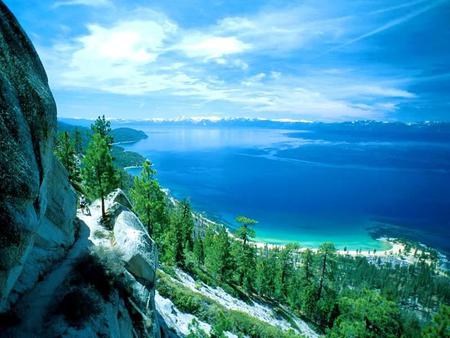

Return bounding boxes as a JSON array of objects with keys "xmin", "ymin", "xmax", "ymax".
[
  {"xmin": 191, "ymin": 210, "xmax": 450, "ymax": 272},
  {"xmin": 132, "ymin": 165, "xmax": 447, "ymax": 268}
]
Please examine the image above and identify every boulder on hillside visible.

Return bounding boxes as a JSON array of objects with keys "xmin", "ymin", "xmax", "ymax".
[
  {"xmin": 113, "ymin": 210, "xmax": 158, "ymax": 285},
  {"xmin": 107, "ymin": 189, "xmax": 133, "ymax": 210}
]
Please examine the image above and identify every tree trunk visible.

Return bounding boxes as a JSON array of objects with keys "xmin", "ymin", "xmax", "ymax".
[
  {"xmin": 243, "ymin": 225, "xmax": 248, "ymax": 246},
  {"xmin": 317, "ymin": 253, "xmax": 327, "ymax": 301},
  {"xmin": 101, "ymin": 194, "xmax": 105, "ymax": 219}
]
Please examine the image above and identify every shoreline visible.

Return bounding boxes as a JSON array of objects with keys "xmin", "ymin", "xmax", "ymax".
[
  {"xmin": 145, "ymin": 177, "xmax": 446, "ymax": 268},
  {"xmin": 192, "ymin": 211, "xmax": 447, "ymax": 269},
  {"xmin": 192, "ymin": 211, "xmax": 402, "ymax": 257}
]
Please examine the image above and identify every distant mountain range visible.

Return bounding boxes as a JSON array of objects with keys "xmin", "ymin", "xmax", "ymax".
[{"xmin": 59, "ymin": 117, "xmax": 450, "ymax": 143}]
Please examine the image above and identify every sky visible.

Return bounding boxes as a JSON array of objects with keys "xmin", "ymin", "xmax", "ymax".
[{"xmin": 4, "ymin": 0, "xmax": 450, "ymax": 121}]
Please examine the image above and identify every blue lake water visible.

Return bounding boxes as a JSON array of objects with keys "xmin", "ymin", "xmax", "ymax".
[{"xmin": 122, "ymin": 123, "xmax": 450, "ymax": 253}]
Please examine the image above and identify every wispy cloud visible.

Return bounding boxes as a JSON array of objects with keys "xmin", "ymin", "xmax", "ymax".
[
  {"xmin": 325, "ymin": 0, "xmax": 445, "ymax": 54},
  {"xmin": 40, "ymin": 1, "xmax": 429, "ymax": 121}
]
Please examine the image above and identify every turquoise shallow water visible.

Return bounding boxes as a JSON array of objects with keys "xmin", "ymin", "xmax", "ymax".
[{"xmin": 122, "ymin": 124, "xmax": 450, "ymax": 252}]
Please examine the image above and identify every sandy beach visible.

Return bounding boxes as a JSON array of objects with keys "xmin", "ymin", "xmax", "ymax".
[{"xmin": 194, "ymin": 213, "xmax": 436, "ymax": 264}]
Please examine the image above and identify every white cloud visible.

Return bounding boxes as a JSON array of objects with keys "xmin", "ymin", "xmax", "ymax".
[
  {"xmin": 214, "ymin": 7, "xmax": 349, "ymax": 53},
  {"xmin": 175, "ymin": 35, "xmax": 250, "ymax": 60},
  {"xmin": 41, "ymin": 5, "xmax": 417, "ymax": 121}
]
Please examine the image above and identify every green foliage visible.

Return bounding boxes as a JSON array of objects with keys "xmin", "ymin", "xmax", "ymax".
[
  {"xmin": 81, "ymin": 132, "xmax": 119, "ymax": 218},
  {"xmin": 73, "ymin": 128, "xmax": 83, "ymax": 154},
  {"xmin": 204, "ymin": 226, "xmax": 233, "ymax": 281},
  {"xmin": 91, "ymin": 115, "xmax": 113, "ymax": 147},
  {"xmin": 54, "ymin": 131, "xmax": 81, "ymax": 189},
  {"xmin": 111, "ymin": 127, "xmax": 147, "ymax": 143},
  {"xmin": 157, "ymin": 272, "xmax": 303, "ymax": 338},
  {"xmin": 235, "ymin": 215, "xmax": 257, "ymax": 246},
  {"xmin": 233, "ymin": 241, "xmax": 256, "ymax": 291},
  {"xmin": 328, "ymin": 289, "xmax": 401, "ymax": 338},
  {"xmin": 111, "ymin": 146, "xmax": 146, "ymax": 168},
  {"xmin": 422, "ymin": 304, "xmax": 450, "ymax": 337},
  {"xmin": 186, "ymin": 318, "xmax": 209, "ymax": 338},
  {"xmin": 161, "ymin": 200, "xmax": 195, "ymax": 267},
  {"xmin": 193, "ymin": 236, "xmax": 205, "ymax": 266},
  {"xmin": 130, "ymin": 160, "xmax": 168, "ymax": 237}
]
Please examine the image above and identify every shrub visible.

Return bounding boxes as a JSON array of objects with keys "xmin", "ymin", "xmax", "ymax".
[
  {"xmin": 56, "ymin": 287, "xmax": 101, "ymax": 327},
  {"xmin": 72, "ymin": 247, "xmax": 127, "ymax": 300},
  {"xmin": 157, "ymin": 272, "xmax": 303, "ymax": 338}
]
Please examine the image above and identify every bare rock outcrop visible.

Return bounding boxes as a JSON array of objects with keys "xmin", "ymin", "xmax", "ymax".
[{"xmin": 0, "ymin": 1, "xmax": 76, "ymax": 311}]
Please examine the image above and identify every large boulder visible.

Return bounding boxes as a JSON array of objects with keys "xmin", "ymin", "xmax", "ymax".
[
  {"xmin": 0, "ymin": 2, "xmax": 76, "ymax": 311},
  {"xmin": 113, "ymin": 210, "xmax": 158, "ymax": 285}
]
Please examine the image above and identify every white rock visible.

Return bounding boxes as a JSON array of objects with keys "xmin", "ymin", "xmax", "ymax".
[{"xmin": 113, "ymin": 210, "xmax": 158, "ymax": 284}]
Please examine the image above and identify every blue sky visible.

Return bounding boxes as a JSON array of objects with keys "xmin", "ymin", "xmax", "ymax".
[{"xmin": 4, "ymin": 0, "xmax": 450, "ymax": 121}]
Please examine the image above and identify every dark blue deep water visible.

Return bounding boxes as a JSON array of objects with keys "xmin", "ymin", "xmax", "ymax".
[{"xmin": 122, "ymin": 122, "xmax": 450, "ymax": 254}]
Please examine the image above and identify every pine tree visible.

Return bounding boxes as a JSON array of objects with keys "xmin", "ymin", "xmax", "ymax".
[
  {"xmin": 235, "ymin": 215, "xmax": 257, "ymax": 246},
  {"xmin": 315, "ymin": 242, "xmax": 337, "ymax": 327},
  {"xmin": 233, "ymin": 241, "xmax": 256, "ymax": 291},
  {"xmin": 73, "ymin": 128, "xmax": 83, "ymax": 154},
  {"xmin": 161, "ymin": 222, "xmax": 178, "ymax": 265},
  {"xmin": 317, "ymin": 242, "xmax": 336, "ymax": 301},
  {"xmin": 81, "ymin": 133, "xmax": 118, "ymax": 219},
  {"xmin": 55, "ymin": 131, "xmax": 80, "ymax": 187},
  {"xmin": 193, "ymin": 236, "xmax": 204, "ymax": 266},
  {"xmin": 422, "ymin": 304, "xmax": 450, "ymax": 337},
  {"xmin": 204, "ymin": 226, "xmax": 232, "ymax": 281},
  {"xmin": 179, "ymin": 199, "xmax": 194, "ymax": 253},
  {"xmin": 130, "ymin": 160, "xmax": 167, "ymax": 237},
  {"xmin": 167, "ymin": 200, "xmax": 195, "ymax": 266},
  {"xmin": 91, "ymin": 115, "xmax": 113, "ymax": 148},
  {"xmin": 302, "ymin": 249, "xmax": 314, "ymax": 285},
  {"xmin": 274, "ymin": 245, "xmax": 296, "ymax": 298}
]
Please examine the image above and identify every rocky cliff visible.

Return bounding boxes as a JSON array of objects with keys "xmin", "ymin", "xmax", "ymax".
[
  {"xmin": 0, "ymin": 0, "xmax": 76, "ymax": 311},
  {"xmin": 0, "ymin": 2, "xmax": 161, "ymax": 337}
]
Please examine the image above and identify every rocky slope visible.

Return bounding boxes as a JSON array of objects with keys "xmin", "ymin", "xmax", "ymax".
[
  {"xmin": 0, "ymin": 2, "xmax": 162, "ymax": 337},
  {"xmin": 0, "ymin": 0, "xmax": 76, "ymax": 311}
]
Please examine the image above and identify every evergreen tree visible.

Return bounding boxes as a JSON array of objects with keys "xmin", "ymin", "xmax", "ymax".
[
  {"xmin": 274, "ymin": 245, "xmax": 297, "ymax": 298},
  {"xmin": 235, "ymin": 216, "xmax": 257, "ymax": 246},
  {"xmin": 328, "ymin": 289, "xmax": 402, "ymax": 337},
  {"xmin": 204, "ymin": 226, "xmax": 232, "ymax": 281},
  {"xmin": 130, "ymin": 160, "xmax": 167, "ymax": 237},
  {"xmin": 91, "ymin": 115, "xmax": 113, "ymax": 147},
  {"xmin": 179, "ymin": 199, "xmax": 194, "ymax": 253},
  {"xmin": 193, "ymin": 236, "xmax": 205, "ymax": 266},
  {"xmin": 302, "ymin": 249, "xmax": 314, "ymax": 285},
  {"xmin": 233, "ymin": 241, "xmax": 256, "ymax": 291},
  {"xmin": 422, "ymin": 304, "xmax": 450, "ymax": 337},
  {"xmin": 315, "ymin": 242, "xmax": 337, "ymax": 327},
  {"xmin": 73, "ymin": 128, "xmax": 83, "ymax": 154},
  {"xmin": 55, "ymin": 131, "xmax": 80, "ymax": 187},
  {"xmin": 161, "ymin": 222, "xmax": 178, "ymax": 265},
  {"xmin": 317, "ymin": 242, "xmax": 336, "ymax": 302},
  {"xmin": 81, "ymin": 133, "xmax": 118, "ymax": 219},
  {"xmin": 167, "ymin": 200, "xmax": 195, "ymax": 266},
  {"xmin": 255, "ymin": 246, "xmax": 271, "ymax": 296}
]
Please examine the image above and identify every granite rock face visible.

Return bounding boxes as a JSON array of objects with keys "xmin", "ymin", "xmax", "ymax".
[{"xmin": 0, "ymin": 1, "xmax": 76, "ymax": 311}]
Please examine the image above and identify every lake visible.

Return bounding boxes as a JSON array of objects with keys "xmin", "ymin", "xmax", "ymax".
[{"xmin": 122, "ymin": 122, "xmax": 450, "ymax": 253}]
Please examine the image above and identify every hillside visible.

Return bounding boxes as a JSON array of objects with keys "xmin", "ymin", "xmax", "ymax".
[
  {"xmin": 112, "ymin": 127, "xmax": 148, "ymax": 144},
  {"xmin": 57, "ymin": 121, "xmax": 147, "ymax": 168}
]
